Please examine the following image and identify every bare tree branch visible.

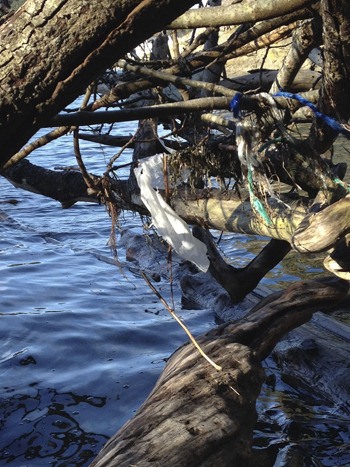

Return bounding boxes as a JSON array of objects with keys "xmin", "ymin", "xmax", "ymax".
[
  {"xmin": 46, "ymin": 97, "xmax": 232, "ymax": 128},
  {"xmin": 169, "ymin": 0, "xmax": 317, "ymax": 28}
]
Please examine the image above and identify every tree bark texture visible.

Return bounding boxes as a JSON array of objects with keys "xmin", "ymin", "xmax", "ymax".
[
  {"xmin": 92, "ymin": 341, "xmax": 265, "ymax": 467},
  {"xmin": 0, "ymin": 0, "xmax": 197, "ymax": 168},
  {"xmin": 91, "ymin": 277, "xmax": 348, "ymax": 467},
  {"xmin": 2, "ymin": 159, "xmax": 99, "ymax": 208},
  {"xmin": 320, "ymin": 0, "xmax": 350, "ymax": 121}
]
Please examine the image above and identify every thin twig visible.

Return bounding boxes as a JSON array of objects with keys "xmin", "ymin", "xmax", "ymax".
[
  {"xmin": 141, "ymin": 271, "xmax": 222, "ymax": 372},
  {"xmin": 73, "ymin": 128, "xmax": 98, "ymax": 191}
]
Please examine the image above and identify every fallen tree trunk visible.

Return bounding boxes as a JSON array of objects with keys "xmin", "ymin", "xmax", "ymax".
[
  {"xmin": 91, "ymin": 277, "xmax": 348, "ymax": 467},
  {"xmin": 170, "ymin": 187, "xmax": 307, "ymax": 242},
  {"xmin": 220, "ymin": 69, "xmax": 321, "ymax": 93},
  {"xmin": 119, "ymin": 228, "xmax": 350, "ymax": 408},
  {"xmin": 2, "ymin": 159, "xmax": 308, "ymax": 238},
  {"xmin": 6, "ymin": 158, "xmax": 350, "ymax": 255}
]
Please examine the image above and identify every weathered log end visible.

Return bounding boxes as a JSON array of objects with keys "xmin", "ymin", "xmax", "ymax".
[{"xmin": 91, "ymin": 339, "xmax": 265, "ymax": 467}]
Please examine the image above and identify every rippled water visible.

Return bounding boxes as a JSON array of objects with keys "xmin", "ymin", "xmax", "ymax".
[
  {"xmin": 0, "ymin": 128, "xmax": 217, "ymax": 466},
  {"xmin": 1, "ymin": 127, "xmax": 350, "ymax": 466}
]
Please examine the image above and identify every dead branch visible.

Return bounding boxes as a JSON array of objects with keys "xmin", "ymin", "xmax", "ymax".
[
  {"xmin": 270, "ymin": 18, "xmax": 322, "ymax": 93},
  {"xmin": 116, "ymin": 59, "xmax": 233, "ymax": 97},
  {"xmin": 47, "ymin": 97, "xmax": 232, "ymax": 128},
  {"xmin": 2, "ymin": 159, "xmax": 99, "ymax": 208},
  {"xmin": 169, "ymin": 0, "xmax": 316, "ymax": 28},
  {"xmin": 88, "ymin": 7, "xmax": 315, "ymax": 112}
]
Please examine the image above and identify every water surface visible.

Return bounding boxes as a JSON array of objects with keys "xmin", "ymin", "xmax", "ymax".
[{"xmin": 1, "ymin": 128, "xmax": 349, "ymax": 466}]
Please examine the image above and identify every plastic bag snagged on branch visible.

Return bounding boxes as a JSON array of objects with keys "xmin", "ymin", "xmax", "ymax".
[{"xmin": 134, "ymin": 154, "xmax": 209, "ymax": 272}]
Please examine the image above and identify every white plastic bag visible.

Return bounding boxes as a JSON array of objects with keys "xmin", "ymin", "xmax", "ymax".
[{"xmin": 134, "ymin": 154, "xmax": 209, "ymax": 272}]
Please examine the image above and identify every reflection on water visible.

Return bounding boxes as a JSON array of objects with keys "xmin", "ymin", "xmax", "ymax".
[
  {"xmin": 256, "ymin": 357, "xmax": 350, "ymax": 466},
  {"xmin": 1, "ymin": 385, "xmax": 107, "ymax": 466}
]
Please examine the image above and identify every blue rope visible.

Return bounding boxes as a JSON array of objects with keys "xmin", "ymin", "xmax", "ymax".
[
  {"xmin": 230, "ymin": 93, "xmax": 242, "ymax": 118},
  {"xmin": 274, "ymin": 91, "xmax": 350, "ymax": 137},
  {"xmin": 275, "ymin": 92, "xmax": 350, "ymax": 192}
]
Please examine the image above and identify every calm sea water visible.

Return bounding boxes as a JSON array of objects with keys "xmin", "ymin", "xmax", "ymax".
[{"xmin": 0, "ymin": 126, "xmax": 349, "ymax": 466}]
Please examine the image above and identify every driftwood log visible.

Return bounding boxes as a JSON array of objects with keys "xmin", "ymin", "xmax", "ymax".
[
  {"xmin": 91, "ymin": 277, "xmax": 348, "ymax": 467},
  {"xmin": 2, "ymin": 158, "xmax": 309, "ymax": 238},
  {"xmin": 272, "ymin": 310, "xmax": 350, "ymax": 409}
]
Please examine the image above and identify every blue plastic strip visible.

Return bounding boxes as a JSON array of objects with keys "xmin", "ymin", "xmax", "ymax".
[
  {"xmin": 230, "ymin": 93, "xmax": 242, "ymax": 118},
  {"xmin": 274, "ymin": 91, "xmax": 350, "ymax": 137}
]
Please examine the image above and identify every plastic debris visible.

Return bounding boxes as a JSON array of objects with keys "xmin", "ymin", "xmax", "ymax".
[{"xmin": 134, "ymin": 154, "xmax": 209, "ymax": 272}]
